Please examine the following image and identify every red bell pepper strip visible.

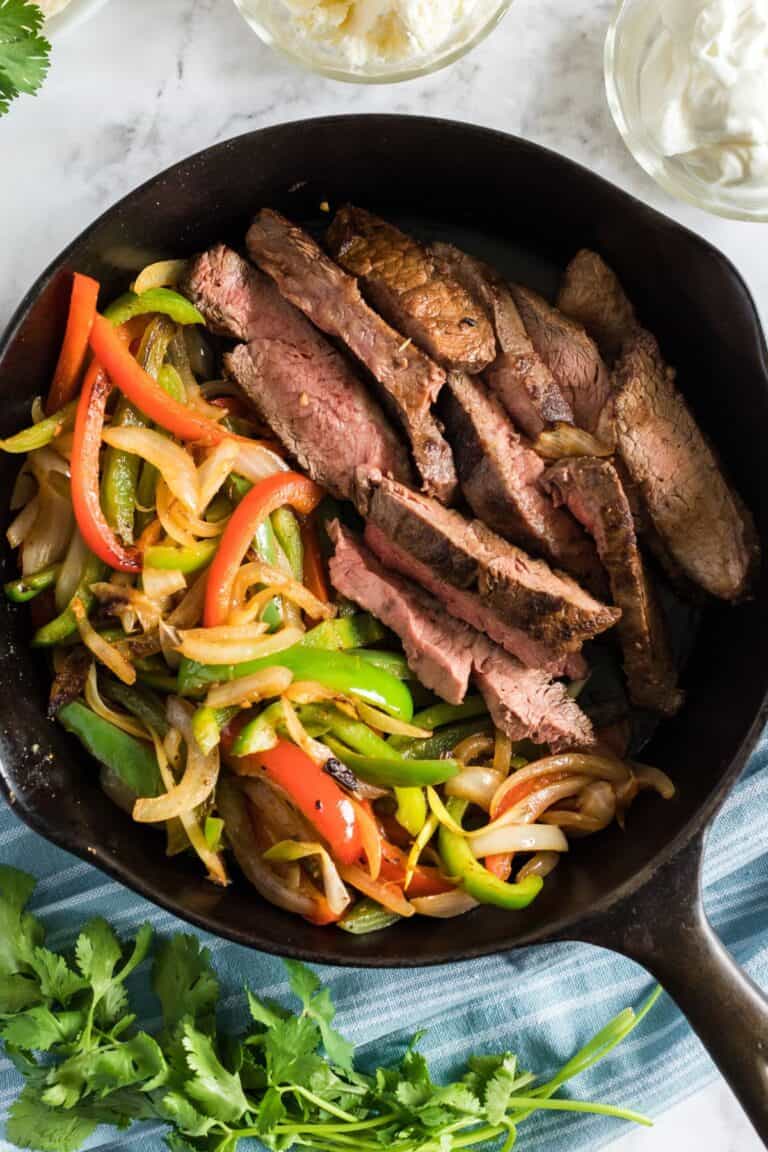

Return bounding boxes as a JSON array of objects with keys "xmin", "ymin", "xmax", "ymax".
[
  {"xmin": 379, "ymin": 841, "xmax": 455, "ymax": 898},
  {"xmin": 301, "ymin": 518, "xmax": 331, "ymax": 607},
  {"xmin": 485, "ymin": 771, "xmax": 567, "ymax": 881},
  {"xmin": 46, "ymin": 273, "xmax": 100, "ymax": 415},
  {"xmin": 70, "ymin": 361, "xmax": 141, "ymax": 573},
  {"xmin": 89, "ymin": 313, "xmax": 228, "ymax": 445},
  {"xmin": 204, "ymin": 471, "xmax": 323, "ymax": 627},
  {"xmin": 244, "ymin": 739, "xmax": 363, "ymax": 866}
]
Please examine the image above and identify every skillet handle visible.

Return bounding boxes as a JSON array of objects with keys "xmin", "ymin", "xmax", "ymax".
[{"xmin": 575, "ymin": 831, "xmax": 768, "ymax": 1143}]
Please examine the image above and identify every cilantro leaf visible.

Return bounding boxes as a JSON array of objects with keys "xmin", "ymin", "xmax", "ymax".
[
  {"xmin": 42, "ymin": 1032, "xmax": 167, "ymax": 1109},
  {"xmin": 7, "ymin": 1085, "xmax": 97, "ymax": 1152},
  {"xmin": 247, "ymin": 988, "xmax": 288, "ymax": 1031},
  {"xmin": 0, "ymin": 0, "xmax": 51, "ymax": 117},
  {"xmin": 158, "ymin": 1091, "xmax": 220, "ymax": 1137},
  {"xmin": 284, "ymin": 960, "xmax": 354, "ymax": 1070},
  {"xmin": 153, "ymin": 935, "xmax": 219, "ymax": 1035},
  {"xmin": 256, "ymin": 1085, "xmax": 286, "ymax": 1133},
  {"xmin": 75, "ymin": 918, "xmax": 122, "ymax": 992},
  {"xmin": 0, "ymin": 865, "xmax": 42, "ymax": 977},
  {"xmin": 0, "ymin": 972, "xmax": 42, "ymax": 1013},
  {"xmin": 1, "ymin": 1005, "xmax": 83, "ymax": 1052},
  {"xmin": 264, "ymin": 1013, "xmax": 321, "ymax": 1086},
  {"xmin": 181, "ymin": 1020, "xmax": 250, "ymax": 1123},
  {"xmin": 29, "ymin": 947, "xmax": 85, "ymax": 1005},
  {"xmin": 484, "ymin": 1056, "xmax": 524, "ymax": 1126}
]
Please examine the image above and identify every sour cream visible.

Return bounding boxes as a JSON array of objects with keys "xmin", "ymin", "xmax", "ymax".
[
  {"xmin": 273, "ymin": 0, "xmax": 496, "ymax": 68},
  {"xmin": 639, "ymin": 0, "xmax": 768, "ymax": 195}
]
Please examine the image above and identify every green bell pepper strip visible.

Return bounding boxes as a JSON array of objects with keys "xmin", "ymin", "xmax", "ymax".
[
  {"xmin": 4, "ymin": 563, "xmax": 60, "ymax": 603},
  {"xmin": 270, "ymin": 506, "xmax": 304, "ymax": 580},
  {"xmin": 438, "ymin": 798, "xmax": 543, "ymax": 910},
  {"xmin": 347, "ymin": 648, "xmax": 412, "ymax": 680},
  {"xmin": 57, "ymin": 700, "xmax": 162, "ymax": 799},
  {"xmin": 338, "ymin": 898, "xmax": 401, "ymax": 935},
  {"xmin": 399, "ymin": 718, "xmax": 494, "ymax": 761},
  {"xmin": 32, "ymin": 552, "xmax": 106, "ymax": 646},
  {"xmin": 204, "ymin": 816, "xmax": 225, "ymax": 852},
  {"xmin": 136, "ymin": 671, "xmax": 178, "ymax": 693},
  {"xmin": 252, "ymin": 517, "xmax": 284, "ymax": 632},
  {"xmin": 0, "ymin": 401, "xmax": 77, "ymax": 454},
  {"xmin": 100, "ymin": 679, "xmax": 169, "ymax": 738},
  {"xmin": 411, "ymin": 695, "xmax": 488, "ymax": 731},
  {"xmin": 231, "ymin": 700, "xmax": 284, "ymax": 756},
  {"xmin": 143, "ymin": 540, "xmax": 217, "ymax": 574},
  {"xmin": 103, "ymin": 287, "xmax": 204, "ymax": 328},
  {"xmin": 300, "ymin": 614, "xmax": 387, "ymax": 651},
  {"xmin": 393, "ymin": 787, "xmax": 428, "ymax": 838},
  {"xmin": 324, "ymin": 738, "xmax": 458, "ymax": 788},
  {"xmin": 180, "ymin": 644, "xmax": 412, "ymax": 721},
  {"xmin": 191, "ymin": 704, "xmax": 239, "ymax": 756}
]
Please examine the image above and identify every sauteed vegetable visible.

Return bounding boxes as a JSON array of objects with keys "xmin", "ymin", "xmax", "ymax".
[{"xmin": 2, "ymin": 262, "xmax": 675, "ymax": 932}]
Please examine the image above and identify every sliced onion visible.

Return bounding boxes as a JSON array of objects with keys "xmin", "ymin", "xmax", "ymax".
[
  {"xmin": 234, "ymin": 439, "xmax": 288, "ymax": 484},
  {"xmin": 577, "ymin": 779, "xmax": 616, "ymax": 831},
  {"xmin": 84, "ymin": 665, "xmax": 147, "ymax": 740},
  {"xmin": 516, "ymin": 851, "xmax": 560, "ymax": 882},
  {"xmin": 228, "ymin": 585, "xmax": 286, "ymax": 627},
  {"xmin": 73, "ymin": 598, "xmax": 136, "ymax": 684},
  {"xmin": 533, "ymin": 423, "xmax": 613, "ymax": 459},
  {"xmin": 31, "ymin": 396, "xmax": 46, "ymax": 423},
  {"xmin": 156, "ymin": 478, "xmax": 197, "ymax": 547},
  {"xmin": 493, "ymin": 729, "xmax": 513, "ymax": 775},
  {"xmin": 281, "ymin": 697, "xmax": 334, "ymax": 766},
  {"xmin": 167, "ymin": 569, "xmax": 207, "ymax": 628},
  {"xmin": 10, "ymin": 465, "xmax": 35, "ymax": 511},
  {"xmin": 22, "ymin": 466, "xmax": 73, "ymax": 576},
  {"xmin": 410, "ymin": 891, "xmax": 478, "ymax": 918},
  {"xmin": 102, "ymin": 427, "xmax": 199, "ymax": 512},
  {"xmin": 497, "ymin": 776, "xmax": 592, "ymax": 828},
  {"xmin": 263, "ymin": 840, "xmax": 351, "ymax": 918},
  {"xmin": 134, "ymin": 699, "xmax": 219, "ymax": 822},
  {"xmin": 7, "ymin": 495, "xmax": 39, "ymax": 548},
  {"xmin": 470, "ymin": 822, "xmax": 569, "ymax": 858},
  {"xmin": 142, "ymin": 566, "xmax": 186, "ymax": 602},
  {"xmin": 132, "ymin": 258, "xmax": 188, "ymax": 294},
  {"xmin": 632, "ymin": 763, "xmax": 675, "ymax": 800},
  {"xmin": 90, "ymin": 582, "xmax": 162, "ymax": 633},
  {"xmin": 231, "ymin": 560, "xmax": 335, "ymax": 623},
  {"xmin": 338, "ymin": 863, "xmax": 415, "ymax": 918},
  {"xmin": 404, "ymin": 813, "xmax": 439, "ymax": 890},
  {"xmin": 55, "ymin": 527, "xmax": 88, "ymax": 612},
  {"xmin": 540, "ymin": 810, "xmax": 606, "ymax": 834},
  {"xmin": 283, "ymin": 680, "xmax": 341, "ymax": 705},
  {"xmin": 175, "ymin": 624, "xmax": 302, "ymax": 665},
  {"xmin": 144, "ymin": 724, "xmax": 227, "ymax": 886},
  {"xmin": 490, "ymin": 755, "xmax": 631, "ymax": 819},
  {"xmin": 355, "ymin": 701, "xmax": 431, "ymax": 739},
  {"xmin": 206, "ymin": 666, "xmax": 293, "ymax": 709},
  {"xmin": 197, "ymin": 440, "xmax": 239, "ymax": 511},
  {"xmin": 453, "ymin": 733, "xmax": 495, "ymax": 764},
  {"xmin": 159, "ymin": 620, "xmax": 183, "ymax": 670},
  {"xmin": 445, "ymin": 766, "xmax": 506, "ymax": 810}
]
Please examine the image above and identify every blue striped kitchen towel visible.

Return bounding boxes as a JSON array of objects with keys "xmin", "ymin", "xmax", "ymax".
[{"xmin": 1, "ymin": 733, "xmax": 767, "ymax": 1152}]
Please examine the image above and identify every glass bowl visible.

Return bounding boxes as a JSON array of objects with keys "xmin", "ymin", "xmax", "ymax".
[
  {"xmin": 231, "ymin": 0, "xmax": 513, "ymax": 83},
  {"xmin": 42, "ymin": 0, "xmax": 113, "ymax": 38},
  {"xmin": 604, "ymin": 0, "xmax": 768, "ymax": 222}
]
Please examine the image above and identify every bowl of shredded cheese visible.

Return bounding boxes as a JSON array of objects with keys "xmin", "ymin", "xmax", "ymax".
[{"xmin": 231, "ymin": 0, "xmax": 513, "ymax": 82}]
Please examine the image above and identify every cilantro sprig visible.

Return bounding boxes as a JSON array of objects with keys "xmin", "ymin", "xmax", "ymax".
[
  {"xmin": 0, "ymin": 865, "xmax": 661, "ymax": 1152},
  {"xmin": 0, "ymin": 0, "xmax": 51, "ymax": 118}
]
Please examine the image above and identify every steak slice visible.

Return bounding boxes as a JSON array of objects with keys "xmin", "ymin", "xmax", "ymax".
[
  {"xmin": 440, "ymin": 371, "xmax": 604, "ymax": 591},
  {"xmin": 433, "ymin": 243, "xmax": 573, "ymax": 438},
  {"xmin": 611, "ymin": 330, "xmax": 758, "ymax": 600},
  {"xmin": 510, "ymin": 284, "xmax": 612, "ymax": 435},
  {"xmin": 185, "ymin": 246, "xmax": 413, "ymax": 499},
  {"xmin": 472, "ymin": 639, "xmax": 594, "ymax": 751},
  {"xmin": 246, "ymin": 210, "xmax": 457, "ymax": 503},
  {"xmin": 326, "ymin": 207, "xmax": 495, "ymax": 373},
  {"xmin": 557, "ymin": 249, "xmax": 638, "ymax": 365},
  {"xmin": 357, "ymin": 471, "xmax": 620, "ymax": 654},
  {"xmin": 328, "ymin": 520, "xmax": 474, "ymax": 703},
  {"xmin": 542, "ymin": 457, "xmax": 683, "ymax": 715},
  {"xmin": 329, "ymin": 522, "xmax": 593, "ymax": 748}
]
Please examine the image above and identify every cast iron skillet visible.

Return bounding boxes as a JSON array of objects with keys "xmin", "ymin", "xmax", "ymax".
[{"xmin": 1, "ymin": 116, "xmax": 767, "ymax": 1140}]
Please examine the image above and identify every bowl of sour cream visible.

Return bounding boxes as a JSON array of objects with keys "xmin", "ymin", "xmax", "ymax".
[
  {"xmin": 231, "ymin": 0, "xmax": 512, "ymax": 82},
  {"xmin": 605, "ymin": 0, "xmax": 768, "ymax": 221}
]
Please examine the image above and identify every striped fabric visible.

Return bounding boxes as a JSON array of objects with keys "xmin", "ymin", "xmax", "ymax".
[{"xmin": 1, "ymin": 736, "xmax": 767, "ymax": 1152}]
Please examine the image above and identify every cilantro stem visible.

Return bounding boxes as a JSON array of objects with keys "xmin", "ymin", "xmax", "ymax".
[
  {"xmin": 276, "ymin": 1113, "xmax": 397, "ymax": 1134},
  {"xmin": 286, "ymin": 1085, "xmax": 361, "ymax": 1122}
]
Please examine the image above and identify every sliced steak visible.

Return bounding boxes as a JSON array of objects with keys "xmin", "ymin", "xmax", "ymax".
[
  {"xmin": 510, "ymin": 284, "xmax": 612, "ymax": 436},
  {"xmin": 611, "ymin": 330, "xmax": 758, "ymax": 600},
  {"xmin": 357, "ymin": 471, "xmax": 620, "ymax": 654},
  {"xmin": 557, "ymin": 249, "xmax": 638, "ymax": 365},
  {"xmin": 326, "ymin": 207, "xmax": 495, "ymax": 373},
  {"xmin": 246, "ymin": 210, "xmax": 457, "ymax": 503},
  {"xmin": 329, "ymin": 521, "xmax": 593, "ymax": 748},
  {"xmin": 472, "ymin": 639, "xmax": 594, "ymax": 751},
  {"xmin": 440, "ymin": 371, "xmax": 604, "ymax": 591},
  {"xmin": 433, "ymin": 243, "xmax": 573, "ymax": 438},
  {"xmin": 542, "ymin": 457, "xmax": 683, "ymax": 715},
  {"xmin": 185, "ymin": 245, "xmax": 413, "ymax": 499},
  {"xmin": 328, "ymin": 520, "xmax": 474, "ymax": 703}
]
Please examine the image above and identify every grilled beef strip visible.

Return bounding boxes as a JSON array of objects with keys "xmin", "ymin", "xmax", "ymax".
[
  {"xmin": 432, "ymin": 242, "xmax": 573, "ymax": 438},
  {"xmin": 557, "ymin": 248, "xmax": 639, "ymax": 365},
  {"xmin": 326, "ymin": 206, "xmax": 496, "ymax": 374},
  {"xmin": 510, "ymin": 284, "xmax": 613, "ymax": 437},
  {"xmin": 440, "ymin": 370, "xmax": 604, "ymax": 592},
  {"xmin": 542, "ymin": 457, "xmax": 683, "ymax": 715},
  {"xmin": 329, "ymin": 521, "xmax": 594, "ymax": 749},
  {"xmin": 356, "ymin": 470, "xmax": 620, "ymax": 656},
  {"xmin": 611, "ymin": 330, "xmax": 758, "ymax": 600},
  {"xmin": 184, "ymin": 245, "xmax": 413, "ymax": 500},
  {"xmin": 246, "ymin": 209, "xmax": 457, "ymax": 503}
]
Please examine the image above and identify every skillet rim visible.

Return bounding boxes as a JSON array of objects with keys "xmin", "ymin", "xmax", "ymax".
[{"xmin": 1, "ymin": 114, "xmax": 767, "ymax": 966}]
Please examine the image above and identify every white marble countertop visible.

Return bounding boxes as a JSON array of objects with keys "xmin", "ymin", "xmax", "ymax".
[{"xmin": 0, "ymin": 1, "xmax": 765, "ymax": 1148}]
